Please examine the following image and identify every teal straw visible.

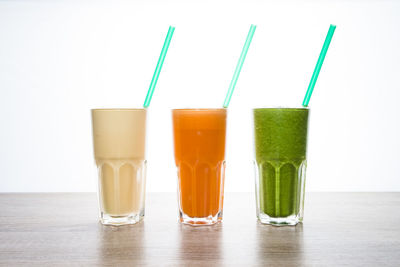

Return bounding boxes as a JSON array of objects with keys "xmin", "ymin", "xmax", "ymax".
[
  {"xmin": 223, "ymin": 24, "xmax": 257, "ymax": 108},
  {"xmin": 302, "ymin": 24, "xmax": 336, "ymax": 107},
  {"xmin": 143, "ymin": 26, "xmax": 175, "ymax": 108}
]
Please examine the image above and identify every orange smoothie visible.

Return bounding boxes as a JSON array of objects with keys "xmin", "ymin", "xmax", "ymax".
[{"xmin": 172, "ymin": 109, "xmax": 227, "ymax": 225}]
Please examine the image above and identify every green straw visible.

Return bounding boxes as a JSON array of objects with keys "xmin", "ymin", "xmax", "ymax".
[
  {"xmin": 143, "ymin": 26, "xmax": 175, "ymax": 108},
  {"xmin": 302, "ymin": 24, "xmax": 336, "ymax": 107},
  {"xmin": 223, "ymin": 24, "xmax": 257, "ymax": 108}
]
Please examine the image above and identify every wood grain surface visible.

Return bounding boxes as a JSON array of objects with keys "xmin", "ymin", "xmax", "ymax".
[{"xmin": 0, "ymin": 193, "xmax": 399, "ymax": 266}]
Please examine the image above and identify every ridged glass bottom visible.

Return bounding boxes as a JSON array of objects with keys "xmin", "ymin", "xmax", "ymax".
[
  {"xmin": 101, "ymin": 210, "xmax": 144, "ymax": 226},
  {"xmin": 254, "ymin": 159, "xmax": 306, "ymax": 227},
  {"xmin": 176, "ymin": 160, "xmax": 226, "ymax": 226},
  {"xmin": 96, "ymin": 159, "xmax": 146, "ymax": 226},
  {"xmin": 258, "ymin": 212, "xmax": 300, "ymax": 226},
  {"xmin": 179, "ymin": 210, "xmax": 222, "ymax": 226}
]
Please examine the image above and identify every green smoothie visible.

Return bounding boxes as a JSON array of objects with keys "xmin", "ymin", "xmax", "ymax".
[{"xmin": 253, "ymin": 108, "xmax": 309, "ymax": 220}]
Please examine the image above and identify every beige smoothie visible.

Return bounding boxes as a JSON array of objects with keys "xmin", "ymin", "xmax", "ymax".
[{"xmin": 91, "ymin": 109, "xmax": 147, "ymax": 225}]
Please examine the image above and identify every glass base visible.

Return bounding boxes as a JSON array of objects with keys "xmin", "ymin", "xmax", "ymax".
[
  {"xmin": 258, "ymin": 212, "xmax": 300, "ymax": 226},
  {"xmin": 179, "ymin": 211, "xmax": 222, "ymax": 226},
  {"xmin": 100, "ymin": 211, "xmax": 144, "ymax": 226}
]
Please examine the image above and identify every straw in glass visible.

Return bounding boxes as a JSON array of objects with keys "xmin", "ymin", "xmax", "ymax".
[
  {"xmin": 302, "ymin": 24, "xmax": 336, "ymax": 107},
  {"xmin": 223, "ymin": 24, "xmax": 257, "ymax": 108},
  {"xmin": 143, "ymin": 26, "xmax": 175, "ymax": 108}
]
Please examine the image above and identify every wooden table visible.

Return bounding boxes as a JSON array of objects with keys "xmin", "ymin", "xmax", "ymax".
[{"xmin": 0, "ymin": 193, "xmax": 399, "ymax": 266}]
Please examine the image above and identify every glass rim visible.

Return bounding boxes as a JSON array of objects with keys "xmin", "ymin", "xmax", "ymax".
[
  {"xmin": 253, "ymin": 106, "xmax": 309, "ymax": 110},
  {"xmin": 91, "ymin": 108, "xmax": 146, "ymax": 111},
  {"xmin": 172, "ymin": 108, "xmax": 227, "ymax": 111}
]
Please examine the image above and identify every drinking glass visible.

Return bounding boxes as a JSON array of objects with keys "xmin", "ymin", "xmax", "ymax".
[
  {"xmin": 91, "ymin": 109, "xmax": 147, "ymax": 225},
  {"xmin": 253, "ymin": 107, "xmax": 309, "ymax": 226},
  {"xmin": 172, "ymin": 108, "xmax": 227, "ymax": 226}
]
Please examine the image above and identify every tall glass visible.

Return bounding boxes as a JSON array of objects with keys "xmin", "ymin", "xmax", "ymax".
[
  {"xmin": 91, "ymin": 109, "xmax": 147, "ymax": 225},
  {"xmin": 253, "ymin": 108, "xmax": 309, "ymax": 226},
  {"xmin": 172, "ymin": 109, "xmax": 227, "ymax": 226}
]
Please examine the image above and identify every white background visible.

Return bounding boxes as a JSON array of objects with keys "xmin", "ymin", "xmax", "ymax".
[{"xmin": 1, "ymin": 0, "xmax": 399, "ymax": 192}]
